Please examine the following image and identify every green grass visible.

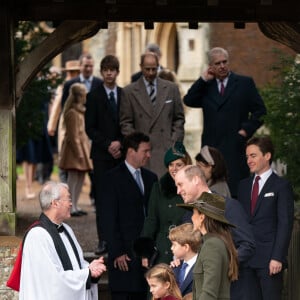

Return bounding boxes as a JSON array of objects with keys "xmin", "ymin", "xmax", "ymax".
[{"xmin": 16, "ymin": 164, "xmax": 59, "ymax": 175}]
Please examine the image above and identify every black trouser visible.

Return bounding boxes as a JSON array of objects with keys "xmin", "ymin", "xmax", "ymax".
[{"xmin": 93, "ymin": 159, "xmax": 120, "ymax": 242}]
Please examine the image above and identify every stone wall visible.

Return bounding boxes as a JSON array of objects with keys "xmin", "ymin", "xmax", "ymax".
[
  {"xmin": 209, "ymin": 23, "xmax": 296, "ymax": 88},
  {"xmin": 0, "ymin": 236, "xmax": 21, "ymax": 300}
]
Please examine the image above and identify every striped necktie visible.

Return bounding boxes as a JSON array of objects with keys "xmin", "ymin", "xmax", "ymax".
[{"xmin": 148, "ymin": 81, "xmax": 156, "ymax": 105}]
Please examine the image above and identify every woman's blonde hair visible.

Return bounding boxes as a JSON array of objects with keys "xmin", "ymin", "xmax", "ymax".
[{"xmin": 146, "ymin": 263, "xmax": 182, "ymax": 300}]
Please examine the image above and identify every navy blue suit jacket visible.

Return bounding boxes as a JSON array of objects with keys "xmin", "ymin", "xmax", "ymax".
[
  {"xmin": 100, "ymin": 162, "xmax": 158, "ymax": 292},
  {"xmin": 173, "ymin": 262, "xmax": 194, "ymax": 296},
  {"xmin": 183, "ymin": 72, "xmax": 266, "ymax": 196},
  {"xmin": 61, "ymin": 76, "xmax": 103, "ymax": 108},
  {"xmin": 238, "ymin": 172, "xmax": 294, "ymax": 268},
  {"xmin": 85, "ymin": 83, "xmax": 123, "ymax": 161}
]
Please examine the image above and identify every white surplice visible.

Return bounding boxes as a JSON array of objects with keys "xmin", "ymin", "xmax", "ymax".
[{"xmin": 19, "ymin": 224, "xmax": 98, "ymax": 300}]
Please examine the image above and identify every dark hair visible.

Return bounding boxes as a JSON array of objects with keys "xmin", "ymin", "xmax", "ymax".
[
  {"xmin": 195, "ymin": 146, "xmax": 228, "ymax": 185},
  {"xmin": 158, "ymin": 69, "xmax": 176, "ymax": 82},
  {"xmin": 100, "ymin": 55, "xmax": 120, "ymax": 72},
  {"xmin": 246, "ymin": 136, "xmax": 274, "ymax": 164},
  {"xmin": 203, "ymin": 217, "xmax": 238, "ymax": 282},
  {"xmin": 123, "ymin": 132, "xmax": 150, "ymax": 155}
]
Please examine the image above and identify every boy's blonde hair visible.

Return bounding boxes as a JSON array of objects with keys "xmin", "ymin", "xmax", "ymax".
[{"xmin": 168, "ymin": 223, "xmax": 201, "ymax": 253}]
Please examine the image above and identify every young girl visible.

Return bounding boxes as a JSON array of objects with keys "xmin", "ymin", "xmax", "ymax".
[{"xmin": 146, "ymin": 263, "xmax": 182, "ymax": 300}]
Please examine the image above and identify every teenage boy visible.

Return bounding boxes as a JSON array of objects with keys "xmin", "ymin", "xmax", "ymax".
[
  {"xmin": 169, "ymin": 223, "xmax": 201, "ymax": 296},
  {"xmin": 85, "ymin": 55, "xmax": 123, "ymax": 255}
]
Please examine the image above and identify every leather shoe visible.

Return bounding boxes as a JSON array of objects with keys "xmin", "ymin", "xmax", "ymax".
[
  {"xmin": 77, "ymin": 210, "xmax": 87, "ymax": 216},
  {"xmin": 95, "ymin": 241, "xmax": 107, "ymax": 255}
]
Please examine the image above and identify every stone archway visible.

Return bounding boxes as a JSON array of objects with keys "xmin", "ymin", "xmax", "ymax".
[{"xmin": 149, "ymin": 22, "xmax": 179, "ymax": 72}]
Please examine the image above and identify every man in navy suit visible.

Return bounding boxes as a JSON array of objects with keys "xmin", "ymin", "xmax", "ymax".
[
  {"xmin": 175, "ymin": 165, "xmax": 256, "ymax": 300},
  {"xmin": 238, "ymin": 136, "xmax": 294, "ymax": 300},
  {"xmin": 183, "ymin": 47, "xmax": 267, "ymax": 198},
  {"xmin": 100, "ymin": 132, "xmax": 158, "ymax": 300},
  {"xmin": 85, "ymin": 55, "xmax": 123, "ymax": 255},
  {"xmin": 61, "ymin": 53, "xmax": 102, "ymax": 107}
]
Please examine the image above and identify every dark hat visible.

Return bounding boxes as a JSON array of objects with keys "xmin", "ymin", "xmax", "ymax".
[
  {"xmin": 133, "ymin": 237, "xmax": 158, "ymax": 267},
  {"xmin": 164, "ymin": 141, "xmax": 187, "ymax": 167},
  {"xmin": 177, "ymin": 192, "xmax": 235, "ymax": 227}
]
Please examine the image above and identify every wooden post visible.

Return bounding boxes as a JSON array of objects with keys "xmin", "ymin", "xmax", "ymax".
[{"xmin": 0, "ymin": 2, "xmax": 16, "ymax": 236}]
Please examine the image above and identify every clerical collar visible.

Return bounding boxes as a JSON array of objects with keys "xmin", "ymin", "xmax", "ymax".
[{"xmin": 54, "ymin": 223, "xmax": 64, "ymax": 233}]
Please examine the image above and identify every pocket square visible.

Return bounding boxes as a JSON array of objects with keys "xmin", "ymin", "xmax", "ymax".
[
  {"xmin": 264, "ymin": 192, "xmax": 274, "ymax": 197},
  {"xmin": 165, "ymin": 99, "xmax": 173, "ymax": 103}
]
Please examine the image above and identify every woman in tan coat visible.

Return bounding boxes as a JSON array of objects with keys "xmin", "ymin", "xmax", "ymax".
[{"xmin": 59, "ymin": 83, "xmax": 92, "ymax": 216}]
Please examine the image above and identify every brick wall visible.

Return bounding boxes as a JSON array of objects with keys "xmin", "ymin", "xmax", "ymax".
[
  {"xmin": 209, "ymin": 23, "xmax": 296, "ymax": 88},
  {"xmin": 0, "ymin": 236, "xmax": 21, "ymax": 300}
]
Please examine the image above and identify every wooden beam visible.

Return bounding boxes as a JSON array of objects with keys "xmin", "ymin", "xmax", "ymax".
[
  {"xmin": 13, "ymin": 1, "xmax": 300, "ymax": 22},
  {"xmin": 16, "ymin": 20, "xmax": 102, "ymax": 103}
]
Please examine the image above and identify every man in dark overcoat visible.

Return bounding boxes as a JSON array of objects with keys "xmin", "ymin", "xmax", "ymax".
[
  {"xmin": 99, "ymin": 132, "xmax": 158, "ymax": 300},
  {"xmin": 183, "ymin": 47, "xmax": 266, "ymax": 197}
]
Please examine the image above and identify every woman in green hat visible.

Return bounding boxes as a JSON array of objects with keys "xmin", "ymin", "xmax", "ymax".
[
  {"xmin": 178, "ymin": 192, "xmax": 238, "ymax": 300},
  {"xmin": 140, "ymin": 142, "xmax": 192, "ymax": 267}
]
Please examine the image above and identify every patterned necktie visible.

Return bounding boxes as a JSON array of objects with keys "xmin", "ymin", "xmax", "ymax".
[
  {"xmin": 148, "ymin": 82, "xmax": 156, "ymax": 105},
  {"xmin": 251, "ymin": 175, "xmax": 261, "ymax": 214},
  {"xmin": 220, "ymin": 80, "xmax": 225, "ymax": 96},
  {"xmin": 178, "ymin": 262, "xmax": 188, "ymax": 287},
  {"xmin": 109, "ymin": 91, "xmax": 117, "ymax": 114},
  {"xmin": 135, "ymin": 169, "xmax": 144, "ymax": 194}
]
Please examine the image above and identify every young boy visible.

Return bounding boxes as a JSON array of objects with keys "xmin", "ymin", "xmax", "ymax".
[{"xmin": 168, "ymin": 223, "xmax": 201, "ymax": 296}]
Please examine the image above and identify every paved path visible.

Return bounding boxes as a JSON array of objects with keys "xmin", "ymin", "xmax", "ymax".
[{"xmin": 16, "ymin": 173, "xmax": 98, "ymax": 254}]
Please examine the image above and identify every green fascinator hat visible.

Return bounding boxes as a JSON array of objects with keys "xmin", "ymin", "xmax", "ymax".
[{"xmin": 164, "ymin": 141, "xmax": 187, "ymax": 167}]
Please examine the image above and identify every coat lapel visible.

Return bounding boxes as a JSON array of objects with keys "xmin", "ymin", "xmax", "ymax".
[
  {"xmin": 149, "ymin": 78, "xmax": 167, "ymax": 129},
  {"xmin": 131, "ymin": 78, "xmax": 153, "ymax": 118},
  {"xmin": 211, "ymin": 73, "xmax": 238, "ymax": 108},
  {"xmin": 252, "ymin": 172, "xmax": 275, "ymax": 216}
]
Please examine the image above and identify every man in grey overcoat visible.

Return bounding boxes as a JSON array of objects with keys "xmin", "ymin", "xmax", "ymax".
[{"xmin": 120, "ymin": 52, "xmax": 185, "ymax": 177}]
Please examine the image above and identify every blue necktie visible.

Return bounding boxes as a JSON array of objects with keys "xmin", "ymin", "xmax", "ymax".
[
  {"xmin": 135, "ymin": 169, "xmax": 144, "ymax": 194},
  {"xmin": 178, "ymin": 262, "xmax": 188, "ymax": 287},
  {"xmin": 84, "ymin": 79, "xmax": 91, "ymax": 92}
]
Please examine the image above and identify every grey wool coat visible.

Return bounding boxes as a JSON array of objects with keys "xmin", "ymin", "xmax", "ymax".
[{"xmin": 120, "ymin": 77, "xmax": 185, "ymax": 177}]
